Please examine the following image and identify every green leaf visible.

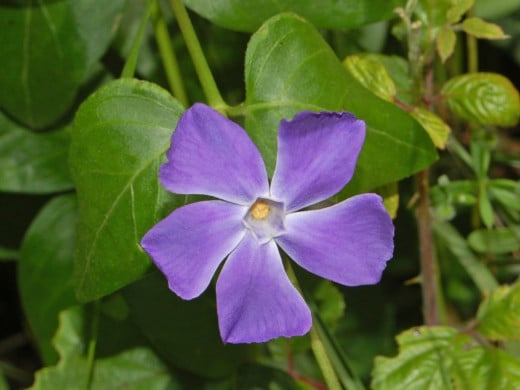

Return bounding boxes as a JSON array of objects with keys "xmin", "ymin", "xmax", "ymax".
[
  {"xmin": 478, "ymin": 183, "xmax": 495, "ymax": 228},
  {"xmin": 376, "ymin": 182, "xmax": 399, "ymax": 219},
  {"xmin": 184, "ymin": 0, "xmax": 405, "ymax": 32},
  {"xmin": 313, "ymin": 280, "xmax": 346, "ymax": 328},
  {"xmin": 18, "ymin": 194, "xmax": 78, "ymax": 365},
  {"xmin": 122, "ymin": 273, "xmax": 252, "ymax": 378},
  {"xmin": 468, "ymin": 226, "xmax": 520, "ymax": 254},
  {"xmin": 409, "ymin": 107, "xmax": 451, "ymax": 149},
  {"xmin": 70, "ymin": 79, "xmax": 185, "ymax": 302},
  {"xmin": 477, "ymin": 282, "xmax": 520, "ymax": 340},
  {"xmin": 30, "ymin": 306, "xmax": 181, "ymax": 390},
  {"xmin": 442, "ymin": 73, "xmax": 520, "ymax": 127},
  {"xmin": 0, "ymin": 112, "xmax": 73, "ymax": 194},
  {"xmin": 343, "ymin": 55, "xmax": 397, "ymax": 101},
  {"xmin": 462, "ymin": 17, "xmax": 509, "ymax": 39},
  {"xmin": 447, "ymin": 0, "xmax": 474, "ymax": 23},
  {"xmin": 0, "ymin": 0, "xmax": 125, "ymax": 129},
  {"xmin": 489, "ymin": 180, "xmax": 520, "ymax": 212},
  {"xmin": 433, "ymin": 221, "xmax": 498, "ymax": 294},
  {"xmin": 436, "ymin": 26, "xmax": 457, "ymax": 63},
  {"xmin": 372, "ymin": 326, "xmax": 520, "ymax": 390},
  {"xmin": 244, "ymin": 14, "xmax": 437, "ymax": 194}
]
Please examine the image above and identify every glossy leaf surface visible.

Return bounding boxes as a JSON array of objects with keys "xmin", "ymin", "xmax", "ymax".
[
  {"xmin": 19, "ymin": 194, "xmax": 77, "ymax": 364},
  {"xmin": 70, "ymin": 79, "xmax": 184, "ymax": 302},
  {"xmin": 0, "ymin": 0, "xmax": 125, "ymax": 129},
  {"xmin": 184, "ymin": 0, "xmax": 405, "ymax": 32},
  {"xmin": 442, "ymin": 73, "xmax": 520, "ymax": 127},
  {"xmin": 0, "ymin": 113, "xmax": 73, "ymax": 193},
  {"xmin": 244, "ymin": 14, "xmax": 437, "ymax": 194}
]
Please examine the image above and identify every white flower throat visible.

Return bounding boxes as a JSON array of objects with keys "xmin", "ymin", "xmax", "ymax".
[{"xmin": 243, "ymin": 198, "xmax": 286, "ymax": 244}]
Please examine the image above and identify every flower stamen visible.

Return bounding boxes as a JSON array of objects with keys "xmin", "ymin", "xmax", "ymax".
[{"xmin": 251, "ymin": 200, "xmax": 270, "ymax": 219}]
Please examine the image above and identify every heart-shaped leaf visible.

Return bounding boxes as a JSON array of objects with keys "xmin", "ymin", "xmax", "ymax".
[
  {"xmin": 70, "ymin": 79, "xmax": 184, "ymax": 302},
  {"xmin": 244, "ymin": 14, "xmax": 437, "ymax": 194}
]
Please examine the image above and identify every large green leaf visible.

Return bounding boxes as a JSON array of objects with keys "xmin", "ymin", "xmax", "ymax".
[
  {"xmin": 122, "ymin": 273, "xmax": 252, "ymax": 378},
  {"xmin": 244, "ymin": 14, "xmax": 437, "ymax": 194},
  {"xmin": 30, "ymin": 306, "xmax": 181, "ymax": 390},
  {"xmin": 18, "ymin": 194, "xmax": 78, "ymax": 365},
  {"xmin": 184, "ymin": 0, "xmax": 404, "ymax": 33},
  {"xmin": 0, "ymin": 112, "xmax": 73, "ymax": 193},
  {"xmin": 372, "ymin": 326, "xmax": 520, "ymax": 390},
  {"xmin": 477, "ymin": 282, "xmax": 520, "ymax": 341},
  {"xmin": 0, "ymin": 0, "xmax": 125, "ymax": 129},
  {"xmin": 70, "ymin": 79, "xmax": 185, "ymax": 302}
]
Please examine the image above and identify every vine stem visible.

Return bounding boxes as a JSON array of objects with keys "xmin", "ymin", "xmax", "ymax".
[
  {"xmin": 151, "ymin": 0, "xmax": 189, "ymax": 107},
  {"xmin": 285, "ymin": 263, "xmax": 342, "ymax": 390},
  {"xmin": 169, "ymin": 0, "xmax": 227, "ymax": 111},
  {"xmin": 416, "ymin": 169, "xmax": 439, "ymax": 325}
]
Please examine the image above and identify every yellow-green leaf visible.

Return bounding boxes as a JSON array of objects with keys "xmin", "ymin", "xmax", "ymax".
[
  {"xmin": 447, "ymin": 0, "xmax": 474, "ymax": 23},
  {"xmin": 410, "ymin": 107, "xmax": 451, "ymax": 149},
  {"xmin": 477, "ymin": 282, "xmax": 520, "ymax": 340},
  {"xmin": 436, "ymin": 26, "xmax": 457, "ymax": 63},
  {"xmin": 342, "ymin": 55, "xmax": 397, "ymax": 102},
  {"xmin": 375, "ymin": 182, "xmax": 399, "ymax": 219},
  {"xmin": 462, "ymin": 17, "xmax": 509, "ymax": 40},
  {"xmin": 442, "ymin": 73, "xmax": 520, "ymax": 126}
]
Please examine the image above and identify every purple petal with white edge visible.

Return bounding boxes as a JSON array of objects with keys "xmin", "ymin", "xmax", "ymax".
[
  {"xmin": 160, "ymin": 103, "xmax": 269, "ymax": 204},
  {"xmin": 276, "ymin": 194, "xmax": 394, "ymax": 286},
  {"xmin": 141, "ymin": 200, "xmax": 247, "ymax": 300},
  {"xmin": 270, "ymin": 111, "xmax": 366, "ymax": 212},
  {"xmin": 216, "ymin": 234, "xmax": 311, "ymax": 343}
]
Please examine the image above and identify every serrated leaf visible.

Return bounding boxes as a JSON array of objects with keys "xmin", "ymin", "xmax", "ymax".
[
  {"xmin": 0, "ymin": 0, "xmax": 125, "ymax": 129},
  {"xmin": 30, "ymin": 306, "xmax": 181, "ymax": 390},
  {"xmin": 462, "ymin": 17, "xmax": 509, "ymax": 39},
  {"xmin": 410, "ymin": 107, "xmax": 451, "ymax": 149},
  {"xmin": 436, "ymin": 26, "xmax": 457, "ymax": 63},
  {"xmin": 372, "ymin": 326, "xmax": 520, "ymax": 390},
  {"xmin": 343, "ymin": 55, "xmax": 397, "ymax": 101},
  {"xmin": 477, "ymin": 282, "xmax": 520, "ymax": 340},
  {"xmin": 70, "ymin": 79, "xmax": 185, "ymax": 302},
  {"xmin": 18, "ymin": 194, "xmax": 77, "ymax": 365},
  {"xmin": 468, "ymin": 225, "xmax": 520, "ymax": 254},
  {"xmin": 0, "ymin": 112, "xmax": 73, "ymax": 194},
  {"xmin": 245, "ymin": 14, "xmax": 437, "ymax": 195},
  {"xmin": 442, "ymin": 73, "xmax": 520, "ymax": 126},
  {"xmin": 447, "ymin": 0, "xmax": 474, "ymax": 23},
  {"xmin": 184, "ymin": 0, "xmax": 404, "ymax": 32}
]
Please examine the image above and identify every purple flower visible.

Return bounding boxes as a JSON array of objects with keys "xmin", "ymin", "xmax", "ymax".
[{"xmin": 141, "ymin": 103, "xmax": 394, "ymax": 344}]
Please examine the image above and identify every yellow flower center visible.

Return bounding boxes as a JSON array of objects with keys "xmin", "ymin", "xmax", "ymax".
[{"xmin": 250, "ymin": 200, "xmax": 270, "ymax": 220}]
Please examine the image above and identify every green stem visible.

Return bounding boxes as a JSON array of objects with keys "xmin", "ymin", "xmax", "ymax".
[
  {"xmin": 84, "ymin": 300, "xmax": 101, "ymax": 390},
  {"xmin": 150, "ymin": 0, "xmax": 189, "ymax": 107},
  {"xmin": 169, "ymin": 0, "xmax": 226, "ymax": 111},
  {"xmin": 286, "ymin": 264, "xmax": 342, "ymax": 390},
  {"xmin": 466, "ymin": 8, "xmax": 478, "ymax": 73},
  {"xmin": 120, "ymin": 0, "xmax": 154, "ymax": 78}
]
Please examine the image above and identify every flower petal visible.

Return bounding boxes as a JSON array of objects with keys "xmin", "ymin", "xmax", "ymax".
[
  {"xmin": 160, "ymin": 103, "xmax": 269, "ymax": 204},
  {"xmin": 270, "ymin": 111, "xmax": 366, "ymax": 211},
  {"xmin": 276, "ymin": 194, "xmax": 394, "ymax": 286},
  {"xmin": 216, "ymin": 234, "xmax": 311, "ymax": 343},
  {"xmin": 141, "ymin": 200, "xmax": 246, "ymax": 300}
]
